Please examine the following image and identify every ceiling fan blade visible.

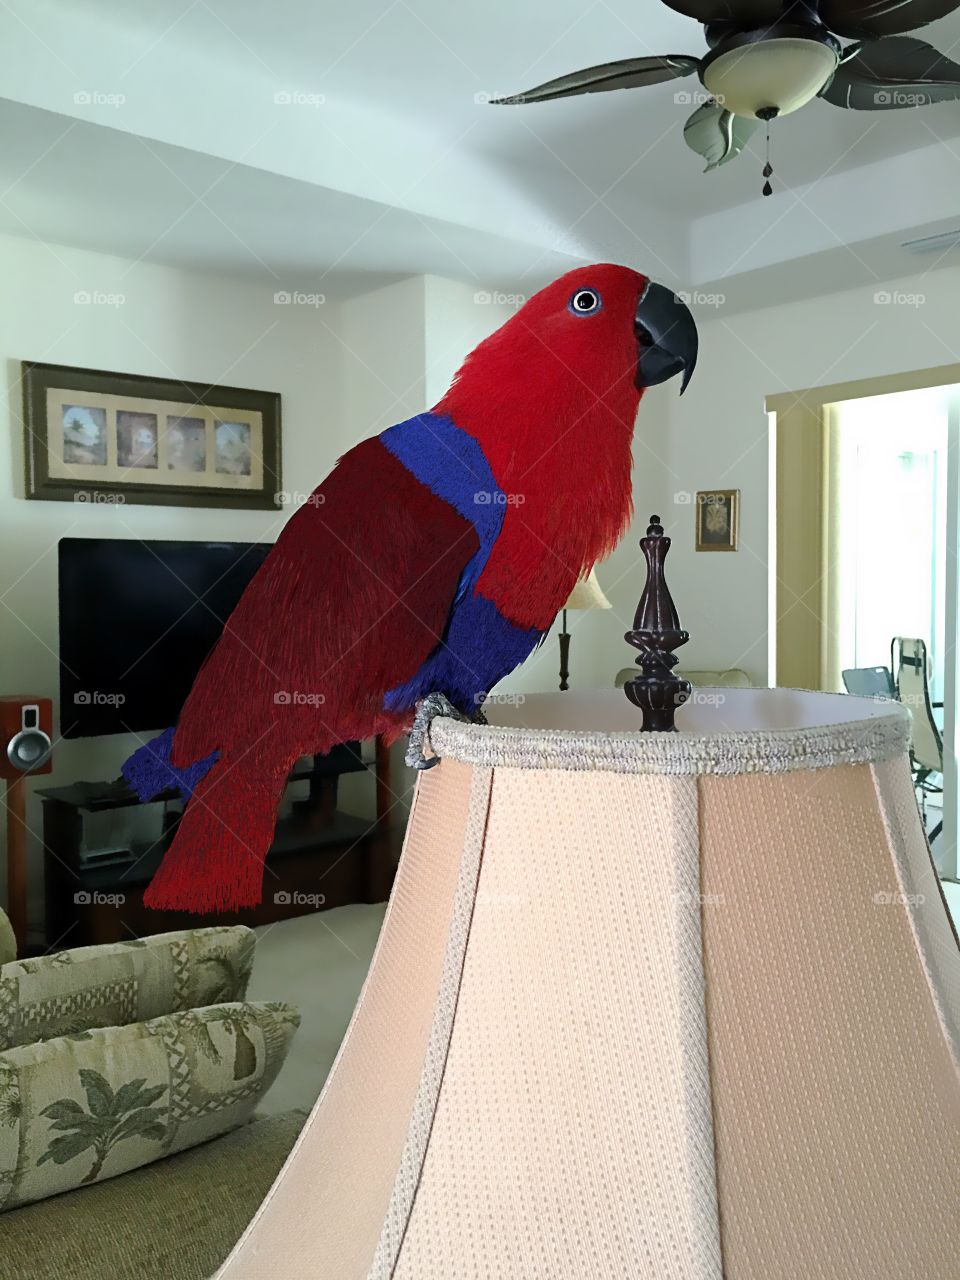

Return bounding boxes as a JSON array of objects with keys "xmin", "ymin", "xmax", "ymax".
[
  {"xmin": 818, "ymin": 0, "xmax": 960, "ymax": 38},
  {"xmin": 683, "ymin": 99, "xmax": 760, "ymax": 170},
  {"xmin": 489, "ymin": 55, "xmax": 699, "ymax": 104},
  {"xmin": 819, "ymin": 35, "xmax": 960, "ymax": 107},
  {"xmin": 660, "ymin": 0, "xmax": 785, "ymax": 21}
]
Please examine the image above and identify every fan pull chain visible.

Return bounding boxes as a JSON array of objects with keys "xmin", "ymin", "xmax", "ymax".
[
  {"xmin": 757, "ymin": 106, "xmax": 777, "ymax": 198},
  {"xmin": 762, "ymin": 123, "xmax": 773, "ymax": 196}
]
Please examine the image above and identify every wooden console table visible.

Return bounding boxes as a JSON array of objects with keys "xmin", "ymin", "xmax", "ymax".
[{"xmin": 39, "ymin": 740, "xmax": 397, "ymax": 949}]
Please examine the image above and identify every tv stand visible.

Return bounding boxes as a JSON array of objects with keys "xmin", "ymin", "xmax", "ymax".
[{"xmin": 38, "ymin": 740, "xmax": 397, "ymax": 948}]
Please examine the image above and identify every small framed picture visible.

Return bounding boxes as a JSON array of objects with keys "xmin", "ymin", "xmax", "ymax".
[
  {"xmin": 695, "ymin": 489, "xmax": 739, "ymax": 552},
  {"xmin": 22, "ymin": 361, "xmax": 281, "ymax": 509}
]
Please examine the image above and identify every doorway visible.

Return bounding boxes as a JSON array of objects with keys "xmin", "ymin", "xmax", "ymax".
[
  {"xmin": 822, "ymin": 387, "xmax": 947, "ymax": 699},
  {"xmin": 769, "ymin": 367, "xmax": 960, "ymax": 883}
]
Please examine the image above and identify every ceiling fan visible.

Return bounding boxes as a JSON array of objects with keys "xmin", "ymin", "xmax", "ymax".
[{"xmin": 490, "ymin": 1, "xmax": 960, "ymax": 189}]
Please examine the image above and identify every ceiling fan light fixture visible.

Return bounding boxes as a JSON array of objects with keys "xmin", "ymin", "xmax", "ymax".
[{"xmin": 701, "ymin": 27, "xmax": 840, "ymax": 118}]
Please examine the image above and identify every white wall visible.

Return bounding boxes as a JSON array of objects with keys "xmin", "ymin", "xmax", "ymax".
[
  {"xmin": 422, "ymin": 275, "xmax": 518, "ymax": 406},
  {"xmin": 0, "ymin": 234, "xmax": 347, "ymax": 936},
  {"xmin": 338, "ymin": 276, "xmax": 427, "ymax": 437},
  {"xmin": 659, "ymin": 264, "xmax": 960, "ymax": 685}
]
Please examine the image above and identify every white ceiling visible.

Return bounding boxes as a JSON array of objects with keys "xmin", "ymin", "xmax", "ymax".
[
  {"xmin": 0, "ymin": 99, "xmax": 584, "ymax": 298},
  {"xmin": 1, "ymin": 0, "xmax": 960, "ymax": 303}
]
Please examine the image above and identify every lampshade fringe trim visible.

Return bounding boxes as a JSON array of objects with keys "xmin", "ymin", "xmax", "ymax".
[{"xmin": 428, "ymin": 705, "xmax": 910, "ymax": 777}]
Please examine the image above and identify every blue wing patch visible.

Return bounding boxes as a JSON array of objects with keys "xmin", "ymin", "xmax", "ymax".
[
  {"xmin": 380, "ymin": 413, "xmax": 503, "ymax": 605},
  {"xmin": 379, "ymin": 414, "xmax": 542, "ymax": 714}
]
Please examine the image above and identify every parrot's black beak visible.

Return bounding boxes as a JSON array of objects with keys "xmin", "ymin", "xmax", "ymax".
[{"xmin": 634, "ymin": 281, "xmax": 698, "ymax": 395}]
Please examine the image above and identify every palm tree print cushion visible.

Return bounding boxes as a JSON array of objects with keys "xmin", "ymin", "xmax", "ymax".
[
  {"xmin": 0, "ymin": 1000, "xmax": 299, "ymax": 1210},
  {"xmin": 0, "ymin": 927, "xmax": 256, "ymax": 1051}
]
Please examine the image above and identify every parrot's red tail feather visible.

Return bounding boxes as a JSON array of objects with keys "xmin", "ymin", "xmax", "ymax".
[{"xmin": 144, "ymin": 762, "xmax": 287, "ymax": 914}]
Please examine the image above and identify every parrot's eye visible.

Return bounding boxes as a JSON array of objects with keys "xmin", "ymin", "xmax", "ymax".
[{"xmin": 568, "ymin": 288, "xmax": 602, "ymax": 316}]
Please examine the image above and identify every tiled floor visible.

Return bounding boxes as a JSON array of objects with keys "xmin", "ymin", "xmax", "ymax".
[{"xmin": 248, "ymin": 902, "xmax": 386, "ymax": 1114}]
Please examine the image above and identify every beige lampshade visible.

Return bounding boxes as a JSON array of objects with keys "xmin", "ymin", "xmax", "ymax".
[
  {"xmin": 218, "ymin": 689, "xmax": 959, "ymax": 1279},
  {"xmin": 564, "ymin": 565, "xmax": 611, "ymax": 611}
]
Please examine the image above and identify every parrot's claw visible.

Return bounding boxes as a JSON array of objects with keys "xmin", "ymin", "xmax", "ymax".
[{"xmin": 406, "ymin": 692, "xmax": 484, "ymax": 770}]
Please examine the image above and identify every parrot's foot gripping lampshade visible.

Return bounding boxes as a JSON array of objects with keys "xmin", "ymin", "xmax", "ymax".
[{"xmin": 218, "ymin": 688, "xmax": 959, "ymax": 1279}]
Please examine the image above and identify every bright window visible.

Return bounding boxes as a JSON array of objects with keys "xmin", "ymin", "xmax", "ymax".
[{"xmin": 828, "ymin": 386, "xmax": 948, "ymax": 702}]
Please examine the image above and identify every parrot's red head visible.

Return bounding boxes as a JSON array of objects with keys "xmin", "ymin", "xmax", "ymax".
[{"xmin": 434, "ymin": 263, "xmax": 698, "ymax": 630}]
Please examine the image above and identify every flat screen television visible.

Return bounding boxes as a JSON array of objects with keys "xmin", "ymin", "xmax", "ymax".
[{"xmin": 58, "ymin": 537, "xmax": 271, "ymax": 738}]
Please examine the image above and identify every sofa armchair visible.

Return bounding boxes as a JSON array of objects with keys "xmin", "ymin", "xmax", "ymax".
[{"xmin": 0, "ymin": 910, "xmax": 304, "ymax": 1280}]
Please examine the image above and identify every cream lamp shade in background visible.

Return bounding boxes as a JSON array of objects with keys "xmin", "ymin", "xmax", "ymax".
[
  {"xmin": 563, "ymin": 564, "xmax": 611, "ymax": 611},
  {"xmin": 218, "ymin": 687, "xmax": 960, "ymax": 1280},
  {"xmin": 557, "ymin": 565, "xmax": 611, "ymax": 690}
]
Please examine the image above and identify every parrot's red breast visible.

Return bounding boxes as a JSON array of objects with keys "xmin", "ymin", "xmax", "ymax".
[{"xmin": 436, "ymin": 263, "xmax": 647, "ymax": 630}]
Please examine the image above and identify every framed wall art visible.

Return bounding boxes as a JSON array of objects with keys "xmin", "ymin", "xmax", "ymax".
[
  {"xmin": 695, "ymin": 489, "xmax": 739, "ymax": 552},
  {"xmin": 23, "ymin": 362, "xmax": 281, "ymax": 509}
]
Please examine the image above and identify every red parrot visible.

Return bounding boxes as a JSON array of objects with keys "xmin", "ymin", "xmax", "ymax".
[{"xmin": 123, "ymin": 263, "xmax": 697, "ymax": 912}]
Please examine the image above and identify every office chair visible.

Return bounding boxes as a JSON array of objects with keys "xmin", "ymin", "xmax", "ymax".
[{"xmin": 891, "ymin": 637, "xmax": 944, "ymax": 843}]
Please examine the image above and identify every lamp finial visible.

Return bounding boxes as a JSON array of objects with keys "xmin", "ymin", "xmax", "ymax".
[{"xmin": 623, "ymin": 515, "xmax": 690, "ymax": 731}]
